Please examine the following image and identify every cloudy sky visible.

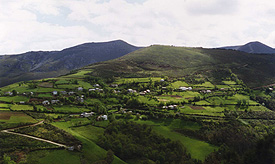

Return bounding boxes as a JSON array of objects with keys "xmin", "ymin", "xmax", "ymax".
[{"xmin": 1, "ymin": 0, "xmax": 275, "ymax": 54}]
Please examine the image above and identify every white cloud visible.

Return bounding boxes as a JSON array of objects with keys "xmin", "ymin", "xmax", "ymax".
[{"xmin": 0, "ymin": 0, "xmax": 275, "ymax": 54}]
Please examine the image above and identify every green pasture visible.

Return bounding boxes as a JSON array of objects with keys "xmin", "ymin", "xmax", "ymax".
[
  {"xmin": 62, "ymin": 70, "xmax": 91, "ymax": 78},
  {"xmin": 71, "ymin": 125, "xmax": 105, "ymax": 142},
  {"xmin": 27, "ymin": 150, "xmax": 81, "ymax": 164},
  {"xmin": 0, "ymin": 96, "xmax": 29, "ymax": 103},
  {"xmin": 222, "ymin": 81, "xmax": 236, "ymax": 85},
  {"xmin": 53, "ymin": 106, "xmax": 90, "ymax": 113},
  {"xmin": 137, "ymin": 96, "xmax": 159, "ymax": 105},
  {"xmin": 52, "ymin": 120, "xmax": 126, "ymax": 164},
  {"xmin": 10, "ymin": 104, "xmax": 33, "ymax": 111},
  {"xmin": 0, "ymin": 111, "xmax": 36, "ymax": 123},
  {"xmin": 0, "ymin": 103, "xmax": 10, "ymax": 108},
  {"xmin": 225, "ymin": 94, "xmax": 258, "ymax": 105},
  {"xmin": 115, "ymin": 77, "xmax": 162, "ymax": 84},
  {"xmin": 37, "ymin": 93, "xmax": 52, "ymax": 98},
  {"xmin": 194, "ymin": 82, "xmax": 215, "ymax": 88},
  {"xmin": 170, "ymin": 81, "xmax": 189, "ymax": 88},
  {"xmin": 181, "ymin": 106, "xmax": 225, "ymax": 117}
]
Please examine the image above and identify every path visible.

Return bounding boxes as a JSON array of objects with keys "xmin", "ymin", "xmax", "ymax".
[
  {"xmin": 1, "ymin": 120, "xmax": 68, "ymax": 148},
  {"xmin": 1, "ymin": 130, "xmax": 67, "ymax": 148}
]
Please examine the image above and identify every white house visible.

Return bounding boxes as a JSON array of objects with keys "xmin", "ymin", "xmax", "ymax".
[
  {"xmin": 51, "ymin": 100, "xmax": 59, "ymax": 104},
  {"xmin": 77, "ymin": 87, "xmax": 83, "ymax": 91},
  {"xmin": 68, "ymin": 91, "xmax": 75, "ymax": 95},
  {"xmin": 60, "ymin": 91, "xmax": 67, "ymax": 95},
  {"xmin": 42, "ymin": 100, "xmax": 50, "ymax": 105},
  {"xmin": 101, "ymin": 115, "xmax": 108, "ymax": 120},
  {"xmin": 128, "ymin": 89, "xmax": 137, "ymax": 93},
  {"xmin": 93, "ymin": 84, "xmax": 100, "ymax": 87},
  {"xmin": 4, "ymin": 92, "xmax": 13, "ymax": 96},
  {"xmin": 179, "ymin": 87, "xmax": 188, "ymax": 91},
  {"xmin": 110, "ymin": 84, "xmax": 118, "ymax": 87},
  {"xmin": 168, "ymin": 105, "xmax": 177, "ymax": 109},
  {"xmin": 160, "ymin": 79, "xmax": 165, "ymax": 82},
  {"xmin": 80, "ymin": 112, "xmax": 94, "ymax": 117},
  {"xmin": 52, "ymin": 91, "xmax": 58, "ymax": 95},
  {"xmin": 19, "ymin": 101, "xmax": 25, "ymax": 104}
]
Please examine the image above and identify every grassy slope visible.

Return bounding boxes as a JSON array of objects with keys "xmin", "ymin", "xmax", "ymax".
[
  {"xmin": 52, "ymin": 121, "xmax": 126, "ymax": 164},
  {"xmin": 81, "ymin": 46, "xmax": 275, "ymax": 87}
]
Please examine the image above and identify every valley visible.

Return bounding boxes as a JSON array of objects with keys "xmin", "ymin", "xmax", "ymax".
[
  {"xmin": 1, "ymin": 65, "xmax": 274, "ymax": 163},
  {"xmin": 0, "ymin": 44, "xmax": 275, "ymax": 164}
]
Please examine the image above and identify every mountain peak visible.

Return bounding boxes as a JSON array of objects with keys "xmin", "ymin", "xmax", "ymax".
[{"xmin": 220, "ymin": 41, "xmax": 275, "ymax": 54}]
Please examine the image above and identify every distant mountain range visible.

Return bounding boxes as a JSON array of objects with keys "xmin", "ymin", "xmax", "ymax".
[
  {"xmin": 0, "ymin": 40, "xmax": 141, "ymax": 87},
  {"xmin": 220, "ymin": 41, "xmax": 275, "ymax": 54}
]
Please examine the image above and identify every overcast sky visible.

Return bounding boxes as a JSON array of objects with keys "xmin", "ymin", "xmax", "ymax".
[{"xmin": 1, "ymin": 0, "xmax": 275, "ymax": 54}]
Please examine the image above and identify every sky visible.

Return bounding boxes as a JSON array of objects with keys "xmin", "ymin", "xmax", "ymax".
[{"xmin": 1, "ymin": 0, "xmax": 275, "ymax": 54}]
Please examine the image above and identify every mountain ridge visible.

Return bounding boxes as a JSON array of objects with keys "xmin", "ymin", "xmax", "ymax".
[
  {"xmin": 220, "ymin": 41, "xmax": 275, "ymax": 54},
  {"xmin": 0, "ymin": 40, "xmax": 141, "ymax": 87},
  {"xmin": 81, "ymin": 45, "xmax": 275, "ymax": 87}
]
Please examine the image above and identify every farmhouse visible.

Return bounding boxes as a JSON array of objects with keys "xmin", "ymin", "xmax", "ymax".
[
  {"xmin": 128, "ymin": 89, "xmax": 137, "ymax": 93},
  {"xmin": 68, "ymin": 91, "xmax": 75, "ymax": 95},
  {"xmin": 52, "ymin": 91, "xmax": 58, "ymax": 95},
  {"xmin": 93, "ymin": 84, "xmax": 100, "ymax": 87},
  {"xmin": 4, "ymin": 92, "xmax": 13, "ymax": 96},
  {"xmin": 42, "ymin": 100, "xmax": 50, "ymax": 105},
  {"xmin": 51, "ymin": 100, "xmax": 59, "ymax": 104},
  {"xmin": 160, "ymin": 79, "xmax": 165, "ymax": 82},
  {"xmin": 101, "ymin": 115, "xmax": 108, "ymax": 120},
  {"xmin": 77, "ymin": 97, "xmax": 84, "ymax": 103},
  {"xmin": 80, "ymin": 112, "xmax": 94, "ymax": 117},
  {"xmin": 179, "ymin": 87, "xmax": 188, "ymax": 91},
  {"xmin": 77, "ymin": 87, "xmax": 83, "ymax": 91},
  {"xmin": 60, "ymin": 91, "xmax": 67, "ymax": 95},
  {"xmin": 19, "ymin": 101, "xmax": 25, "ymax": 104},
  {"xmin": 110, "ymin": 84, "xmax": 118, "ymax": 87},
  {"xmin": 168, "ymin": 105, "xmax": 177, "ymax": 109}
]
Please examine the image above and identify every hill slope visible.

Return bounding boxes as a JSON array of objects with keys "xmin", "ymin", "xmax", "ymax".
[
  {"xmin": 0, "ymin": 40, "xmax": 140, "ymax": 87},
  {"xmin": 221, "ymin": 41, "xmax": 275, "ymax": 54},
  {"xmin": 79, "ymin": 45, "xmax": 275, "ymax": 87}
]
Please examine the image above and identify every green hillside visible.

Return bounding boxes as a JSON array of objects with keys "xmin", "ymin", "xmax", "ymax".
[{"xmin": 81, "ymin": 45, "xmax": 275, "ymax": 87}]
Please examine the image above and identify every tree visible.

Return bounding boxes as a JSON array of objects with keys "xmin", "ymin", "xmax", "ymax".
[
  {"xmin": 11, "ymin": 90, "xmax": 17, "ymax": 96},
  {"xmin": 105, "ymin": 150, "xmax": 114, "ymax": 164},
  {"xmin": 3, "ymin": 154, "xmax": 16, "ymax": 164}
]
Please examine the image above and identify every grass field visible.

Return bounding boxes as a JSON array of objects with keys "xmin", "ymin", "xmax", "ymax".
[
  {"xmin": 0, "ymin": 111, "xmax": 37, "ymax": 123},
  {"xmin": 71, "ymin": 125, "xmax": 105, "ymax": 142},
  {"xmin": 0, "ymin": 103, "xmax": 10, "ymax": 108},
  {"xmin": 181, "ymin": 106, "xmax": 225, "ymax": 117},
  {"xmin": 52, "ymin": 120, "xmax": 126, "ymax": 164},
  {"xmin": 53, "ymin": 106, "xmax": 90, "ymax": 113},
  {"xmin": 194, "ymin": 82, "xmax": 215, "ymax": 88},
  {"xmin": 115, "ymin": 77, "xmax": 162, "ymax": 84},
  {"xmin": 225, "ymin": 94, "xmax": 258, "ymax": 105},
  {"xmin": 10, "ymin": 104, "xmax": 33, "ymax": 111},
  {"xmin": 137, "ymin": 96, "xmax": 159, "ymax": 105},
  {"xmin": 170, "ymin": 81, "xmax": 189, "ymax": 88},
  {"xmin": 222, "ymin": 81, "xmax": 236, "ymax": 85},
  {"xmin": 0, "ymin": 96, "xmax": 29, "ymax": 103},
  {"xmin": 27, "ymin": 150, "xmax": 81, "ymax": 164},
  {"xmin": 62, "ymin": 70, "xmax": 91, "ymax": 79}
]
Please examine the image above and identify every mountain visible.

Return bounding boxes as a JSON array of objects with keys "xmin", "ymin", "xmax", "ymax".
[
  {"xmin": 220, "ymin": 41, "xmax": 275, "ymax": 54},
  {"xmin": 0, "ymin": 40, "xmax": 141, "ymax": 87},
  {"xmin": 79, "ymin": 45, "xmax": 275, "ymax": 87}
]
